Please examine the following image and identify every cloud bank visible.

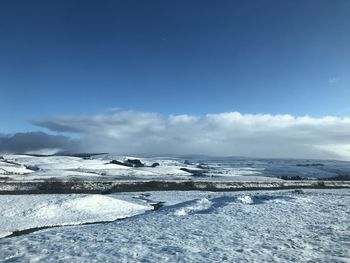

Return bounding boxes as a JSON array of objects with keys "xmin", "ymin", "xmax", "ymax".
[
  {"xmin": 21, "ymin": 111, "xmax": 350, "ymax": 160},
  {"xmin": 0, "ymin": 132, "xmax": 76, "ymax": 155}
]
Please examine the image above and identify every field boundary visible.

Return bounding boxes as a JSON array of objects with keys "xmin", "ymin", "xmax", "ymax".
[{"xmin": 0, "ymin": 180, "xmax": 349, "ymax": 194}]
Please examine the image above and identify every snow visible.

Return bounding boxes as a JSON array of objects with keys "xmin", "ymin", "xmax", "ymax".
[
  {"xmin": 2, "ymin": 154, "xmax": 131, "ymax": 173},
  {"xmin": 174, "ymin": 198, "xmax": 212, "ymax": 216},
  {"xmin": 0, "ymin": 154, "xmax": 349, "ymax": 261},
  {"xmin": 0, "ymin": 154, "xmax": 193, "ymax": 181},
  {"xmin": 2, "ymin": 154, "xmax": 350, "ymax": 183},
  {"xmin": 237, "ymin": 195, "xmax": 254, "ymax": 204},
  {"xmin": 0, "ymin": 189, "xmax": 349, "ymax": 262},
  {"xmin": 0, "ymin": 194, "xmax": 152, "ymax": 238},
  {"xmin": 0, "ymin": 159, "xmax": 33, "ymax": 175}
]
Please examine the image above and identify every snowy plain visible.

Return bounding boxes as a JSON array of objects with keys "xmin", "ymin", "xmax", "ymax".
[
  {"xmin": 1, "ymin": 154, "xmax": 350, "ymax": 182},
  {"xmin": 0, "ymin": 189, "xmax": 349, "ymax": 262},
  {"xmin": 0, "ymin": 154, "xmax": 349, "ymax": 262}
]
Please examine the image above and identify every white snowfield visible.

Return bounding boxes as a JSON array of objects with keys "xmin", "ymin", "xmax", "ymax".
[
  {"xmin": 0, "ymin": 194, "xmax": 152, "ymax": 238},
  {"xmin": 1, "ymin": 154, "xmax": 350, "ymax": 182},
  {"xmin": 0, "ymin": 158, "xmax": 34, "ymax": 175},
  {"xmin": 0, "ymin": 154, "xmax": 194, "ymax": 181},
  {"xmin": 0, "ymin": 189, "xmax": 349, "ymax": 262}
]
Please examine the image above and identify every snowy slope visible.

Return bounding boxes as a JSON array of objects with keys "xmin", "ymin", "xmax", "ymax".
[
  {"xmin": 0, "ymin": 194, "xmax": 152, "ymax": 238},
  {"xmin": 0, "ymin": 154, "xmax": 192, "ymax": 181},
  {"xmin": 0, "ymin": 159, "xmax": 33, "ymax": 175},
  {"xmin": 0, "ymin": 189, "xmax": 349, "ymax": 262}
]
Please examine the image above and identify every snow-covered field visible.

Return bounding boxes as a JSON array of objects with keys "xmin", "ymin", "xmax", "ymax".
[
  {"xmin": 1, "ymin": 154, "xmax": 350, "ymax": 182},
  {"xmin": 0, "ymin": 154, "xmax": 193, "ymax": 181},
  {"xmin": 0, "ymin": 194, "xmax": 152, "ymax": 238},
  {"xmin": 0, "ymin": 189, "xmax": 349, "ymax": 262},
  {"xmin": 0, "ymin": 154, "xmax": 349, "ymax": 261}
]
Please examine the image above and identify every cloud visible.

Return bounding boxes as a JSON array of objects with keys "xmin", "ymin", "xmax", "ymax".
[
  {"xmin": 31, "ymin": 111, "xmax": 350, "ymax": 160},
  {"xmin": 0, "ymin": 132, "xmax": 76, "ymax": 154}
]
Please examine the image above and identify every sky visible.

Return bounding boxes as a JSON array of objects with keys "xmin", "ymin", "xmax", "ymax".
[{"xmin": 1, "ymin": 0, "xmax": 350, "ymax": 159}]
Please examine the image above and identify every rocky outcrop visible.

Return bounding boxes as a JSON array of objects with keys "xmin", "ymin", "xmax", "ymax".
[
  {"xmin": 151, "ymin": 162, "xmax": 160, "ymax": 167},
  {"xmin": 126, "ymin": 159, "xmax": 145, "ymax": 167},
  {"xmin": 109, "ymin": 159, "xmax": 145, "ymax": 168},
  {"xmin": 180, "ymin": 168, "xmax": 206, "ymax": 176},
  {"xmin": 109, "ymin": 160, "xmax": 133, "ymax": 167}
]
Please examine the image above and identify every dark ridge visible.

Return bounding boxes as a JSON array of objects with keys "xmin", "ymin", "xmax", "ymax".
[
  {"xmin": 16, "ymin": 153, "xmax": 108, "ymax": 158},
  {"xmin": 278, "ymin": 175, "xmax": 304, "ymax": 180},
  {"xmin": 180, "ymin": 168, "xmax": 207, "ymax": 176},
  {"xmin": 5, "ymin": 218, "xmax": 129, "ymax": 239},
  {"xmin": 59, "ymin": 153, "xmax": 108, "ymax": 158},
  {"xmin": 110, "ymin": 160, "xmax": 133, "ymax": 167},
  {"xmin": 323, "ymin": 175, "xmax": 350, "ymax": 181}
]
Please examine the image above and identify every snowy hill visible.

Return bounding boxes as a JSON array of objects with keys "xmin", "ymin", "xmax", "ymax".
[{"xmin": 1, "ymin": 154, "xmax": 350, "ymax": 182}]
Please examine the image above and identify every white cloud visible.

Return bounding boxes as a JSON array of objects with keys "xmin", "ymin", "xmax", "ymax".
[{"xmin": 31, "ymin": 111, "xmax": 350, "ymax": 160}]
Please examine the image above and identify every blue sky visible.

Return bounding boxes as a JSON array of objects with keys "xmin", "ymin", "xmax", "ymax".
[
  {"xmin": 1, "ymin": 0, "xmax": 349, "ymax": 133},
  {"xmin": 1, "ymin": 1, "xmax": 350, "ymax": 159}
]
